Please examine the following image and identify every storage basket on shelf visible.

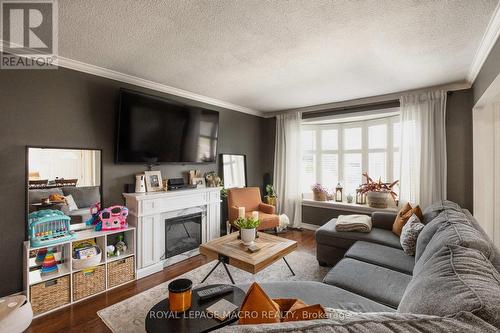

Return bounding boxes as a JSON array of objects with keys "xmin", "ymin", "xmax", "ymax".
[
  {"xmin": 107, "ymin": 256, "xmax": 135, "ymax": 288},
  {"xmin": 29, "ymin": 276, "xmax": 70, "ymax": 315},
  {"xmin": 72, "ymin": 239, "xmax": 102, "ymax": 271},
  {"xmin": 73, "ymin": 265, "xmax": 106, "ymax": 301},
  {"xmin": 72, "ymin": 247, "xmax": 102, "ymax": 270}
]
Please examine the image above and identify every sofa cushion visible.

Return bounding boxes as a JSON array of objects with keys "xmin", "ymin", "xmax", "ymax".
[
  {"xmin": 28, "ymin": 188, "xmax": 64, "ymax": 205},
  {"xmin": 463, "ymin": 209, "xmax": 500, "ymax": 273},
  {"xmin": 398, "ymin": 244, "xmax": 500, "ymax": 328},
  {"xmin": 422, "ymin": 200, "xmax": 462, "ymax": 224},
  {"xmin": 344, "ymin": 241, "xmax": 414, "ymax": 275},
  {"xmin": 413, "ymin": 213, "xmax": 495, "ymax": 276},
  {"xmin": 62, "ymin": 186, "xmax": 100, "ymax": 208},
  {"xmin": 316, "ymin": 219, "xmax": 401, "ymax": 250},
  {"xmin": 323, "ymin": 258, "xmax": 412, "ymax": 308},
  {"xmin": 414, "ymin": 213, "xmax": 447, "ymax": 261},
  {"xmin": 400, "ymin": 214, "xmax": 424, "ymax": 256},
  {"xmin": 217, "ymin": 310, "xmax": 498, "ymax": 333},
  {"xmin": 237, "ymin": 281, "xmax": 395, "ymax": 313}
]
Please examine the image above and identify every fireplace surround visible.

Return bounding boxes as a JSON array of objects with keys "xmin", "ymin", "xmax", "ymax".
[{"xmin": 124, "ymin": 187, "xmax": 221, "ymax": 279}]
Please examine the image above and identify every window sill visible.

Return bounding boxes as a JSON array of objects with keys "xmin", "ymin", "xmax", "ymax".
[{"xmin": 302, "ymin": 198, "xmax": 398, "ymax": 214}]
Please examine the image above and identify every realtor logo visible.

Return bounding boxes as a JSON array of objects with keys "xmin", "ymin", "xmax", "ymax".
[{"xmin": 1, "ymin": 0, "xmax": 58, "ymax": 69}]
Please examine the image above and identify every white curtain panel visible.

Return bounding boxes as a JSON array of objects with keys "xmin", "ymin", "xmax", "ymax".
[
  {"xmin": 273, "ymin": 111, "xmax": 302, "ymax": 228},
  {"xmin": 399, "ymin": 90, "xmax": 447, "ymax": 208}
]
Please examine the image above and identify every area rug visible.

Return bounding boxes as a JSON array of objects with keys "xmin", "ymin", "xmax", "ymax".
[{"xmin": 98, "ymin": 251, "xmax": 328, "ymax": 333}]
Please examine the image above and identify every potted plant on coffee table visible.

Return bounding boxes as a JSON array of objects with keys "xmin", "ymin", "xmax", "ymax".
[
  {"xmin": 360, "ymin": 173, "xmax": 399, "ymax": 208},
  {"xmin": 235, "ymin": 216, "xmax": 261, "ymax": 245}
]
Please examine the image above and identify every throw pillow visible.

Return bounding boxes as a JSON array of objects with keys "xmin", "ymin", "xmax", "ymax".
[
  {"xmin": 392, "ymin": 203, "xmax": 423, "ymax": 236},
  {"xmin": 392, "ymin": 202, "xmax": 412, "ymax": 236},
  {"xmin": 239, "ymin": 282, "xmax": 326, "ymax": 325},
  {"xmin": 400, "ymin": 214, "xmax": 424, "ymax": 255},
  {"xmin": 65, "ymin": 195, "xmax": 79, "ymax": 211},
  {"xmin": 239, "ymin": 282, "xmax": 281, "ymax": 325}
]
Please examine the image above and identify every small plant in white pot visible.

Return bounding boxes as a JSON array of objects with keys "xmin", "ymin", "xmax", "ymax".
[{"xmin": 235, "ymin": 217, "xmax": 260, "ymax": 246}]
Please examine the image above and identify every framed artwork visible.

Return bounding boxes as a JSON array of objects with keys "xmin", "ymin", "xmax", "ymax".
[
  {"xmin": 144, "ymin": 170, "xmax": 164, "ymax": 192},
  {"xmin": 191, "ymin": 177, "xmax": 206, "ymax": 188}
]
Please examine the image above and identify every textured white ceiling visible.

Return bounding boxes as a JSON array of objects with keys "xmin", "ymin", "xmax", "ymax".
[{"xmin": 59, "ymin": 0, "xmax": 499, "ymax": 112}]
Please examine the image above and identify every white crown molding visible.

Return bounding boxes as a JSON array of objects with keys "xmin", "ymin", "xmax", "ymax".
[
  {"xmin": 467, "ymin": 1, "xmax": 500, "ymax": 84},
  {"xmin": 0, "ymin": 39, "xmax": 263, "ymax": 117},
  {"xmin": 56, "ymin": 56, "xmax": 264, "ymax": 117}
]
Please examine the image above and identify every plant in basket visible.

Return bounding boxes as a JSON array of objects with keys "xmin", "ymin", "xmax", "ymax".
[{"xmin": 359, "ymin": 173, "xmax": 399, "ymax": 208}]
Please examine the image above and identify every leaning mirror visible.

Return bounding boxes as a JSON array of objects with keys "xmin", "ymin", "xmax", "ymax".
[
  {"xmin": 220, "ymin": 154, "xmax": 247, "ymax": 189},
  {"xmin": 27, "ymin": 147, "xmax": 102, "ymax": 231}
]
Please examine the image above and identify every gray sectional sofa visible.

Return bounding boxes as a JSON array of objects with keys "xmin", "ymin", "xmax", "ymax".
[{"xmin": 221, "ymin": 200, "xmax": 500, "ymax": 332}]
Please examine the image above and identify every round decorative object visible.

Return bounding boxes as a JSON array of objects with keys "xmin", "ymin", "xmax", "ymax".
[
  {"xmin": 366, "ymin": 191, "xmax": 389, "ymax": 208},
  {"xmin": 145, "ymin": 284, "xmax": 245, "ymax": 333},
  {"xmin": 168, "ymin": 279, "xmax": 193, "ymax": 312},
  {"xmin": 240, "ymin": 228, "xmax": 256, "ymax": 245},
  {"xmin": 346, "ymin": 194, "xmax": 354, "ymax": 203}
]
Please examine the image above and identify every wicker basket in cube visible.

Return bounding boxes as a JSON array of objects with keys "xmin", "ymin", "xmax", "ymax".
[
  {"xmin": 73, "ymin": 265, "xmax": 106, "ymax": 301},
  {"xmin": 107, "ymin": 256, "xmax": 135, "ymax": 288},
  {"xmin": 30, "ymin": 275, "xmax": 70, "ymax": 315}
]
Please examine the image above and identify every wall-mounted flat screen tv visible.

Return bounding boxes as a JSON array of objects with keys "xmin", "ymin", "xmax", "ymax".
[{"xmin": 116, "ymin": 89, "xmax": 219, "ymax": 164}]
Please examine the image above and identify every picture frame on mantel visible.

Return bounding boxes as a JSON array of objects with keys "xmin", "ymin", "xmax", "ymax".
[{"xmin": 144, "ymin": 170, "xmax": 164, "ymax": 192}]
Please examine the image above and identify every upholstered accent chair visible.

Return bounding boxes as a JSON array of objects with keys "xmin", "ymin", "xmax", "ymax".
[{"xmin": 227, "ymin": 187, "xmax": 279, "ymax": 233}]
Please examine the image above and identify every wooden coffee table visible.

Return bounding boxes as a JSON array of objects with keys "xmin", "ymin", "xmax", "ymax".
[{"xmin": 199, "ymin": 232, "xmax": 297, "ymax": 284}]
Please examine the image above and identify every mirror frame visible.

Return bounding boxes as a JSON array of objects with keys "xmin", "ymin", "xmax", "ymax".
[
  {"xmin": 219, "ymin": 153, "xmax": 247, "ymax": 189},
  {"xmin": 25, "ymin": 145, "xmax": 104, "ymax": 234}
]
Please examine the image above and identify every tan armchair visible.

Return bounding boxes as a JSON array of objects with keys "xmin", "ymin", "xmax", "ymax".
[{"xmin": 227, "ymin": 187, "xmax": 279, "ymax": 233}]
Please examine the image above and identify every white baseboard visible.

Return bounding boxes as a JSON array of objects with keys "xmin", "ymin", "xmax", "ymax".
[{"xmin": 136, "ymin": 263, "xmax": 164, "ymax": 280}]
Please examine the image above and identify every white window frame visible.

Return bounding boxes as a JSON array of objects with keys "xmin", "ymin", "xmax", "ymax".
[{"xmin": 301, "ymin": 115, "xmax": 400, "ymax": 195}]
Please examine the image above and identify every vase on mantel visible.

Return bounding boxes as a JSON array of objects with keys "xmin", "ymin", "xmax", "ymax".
[{"xmin": 366, "ymin": 191, "xmax": 389, "ymax": 208}]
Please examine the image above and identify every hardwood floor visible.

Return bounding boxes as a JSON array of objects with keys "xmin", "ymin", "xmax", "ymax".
[{"xmin": 27, "ymin": 229, "xmax": 316, "ymax": 333}]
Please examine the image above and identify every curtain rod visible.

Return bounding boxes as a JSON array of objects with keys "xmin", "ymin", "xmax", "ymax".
[{"xmin": 302, "ymin": 100, "xmax": 400, "ymax": 119}]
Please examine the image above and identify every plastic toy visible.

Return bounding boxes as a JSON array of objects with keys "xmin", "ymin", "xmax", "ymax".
[
  {"xmin": 40, "ymin": 248, "xmax": 58, "ymax": 275},
  {"xmin": 114, "ymin": 234, "xmax": 127, "ymax": 256},
  {"xmin": 28, "ymin": 210, "xmax": 74, "ymax": 247},
  {"xmin": 35, "ymin": 248, "xmax": 48, "ymax": 266},
  {"xmin": 86, "ymin": 204, "xmax": 128, "ymax": 231},
  {"xmin": 99, "ymin": 206, "xmax": 129, "ymax": 230}
]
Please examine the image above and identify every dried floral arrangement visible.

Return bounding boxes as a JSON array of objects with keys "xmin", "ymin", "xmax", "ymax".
[
  {"xmin": 311, "ymin": 183, "xmax": 327, "ymax": 193},
  {"xmin": 359, "ymin": 172, "xmax": 399, "ymax": 203}
]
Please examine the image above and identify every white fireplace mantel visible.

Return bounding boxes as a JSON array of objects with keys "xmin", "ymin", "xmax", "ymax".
[{"xmin": 124, "ymin": 187, "xmax": 221, "ymax": 279}]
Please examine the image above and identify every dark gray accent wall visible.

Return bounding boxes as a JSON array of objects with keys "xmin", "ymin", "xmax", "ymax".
[
  {"xmin": 0, "ymin": 67, "xmax": 268, "ymax": 296},
  {"xmin": 300, "ymin": 89, "xmax": 474, "ymax": 226},
  {"xmin": 473, "ymin": 37, "xmax": 500, "ymax": 104}
]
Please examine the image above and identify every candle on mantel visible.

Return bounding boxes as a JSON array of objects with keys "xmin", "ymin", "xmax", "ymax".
[
  {"xmin": 238, "ymin": 207, "xmax": 245, "ymax": 218},
  {"xmin": 252, "ymin": 211, "xmax": 259, "ymax": 220}
]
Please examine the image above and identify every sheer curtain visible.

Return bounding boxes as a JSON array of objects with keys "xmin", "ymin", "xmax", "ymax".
[
  {"xmin": 399, "ymin": 90, "xmax": 447, "ymax": 208},
  {"xmin": 273, "ymin": 112, "xmax": 302, "ymax": 228}
]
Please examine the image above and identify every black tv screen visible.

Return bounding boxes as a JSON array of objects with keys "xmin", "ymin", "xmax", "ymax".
[{"xmin": 116, "ymin": 90, "xmax": 219, "ymax": 163}]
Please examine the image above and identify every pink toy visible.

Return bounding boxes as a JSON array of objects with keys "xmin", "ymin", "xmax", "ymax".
[
  {"xmin": 90, "ymin": 202, "xmax": 101, "ymax": 215},
  {"xmin": 99, "ymin": 206, "xmax": 129, "ymax": 230}
]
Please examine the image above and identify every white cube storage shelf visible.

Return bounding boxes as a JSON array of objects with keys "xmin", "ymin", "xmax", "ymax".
[{"xmin": 23, "ymin": 227, "xmax": 136, "ymax": 317}]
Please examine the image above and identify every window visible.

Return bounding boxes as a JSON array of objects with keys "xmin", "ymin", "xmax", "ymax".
[{"xmin": 301, "ymin": 115, "xmax": 400, "ymax": 197}]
